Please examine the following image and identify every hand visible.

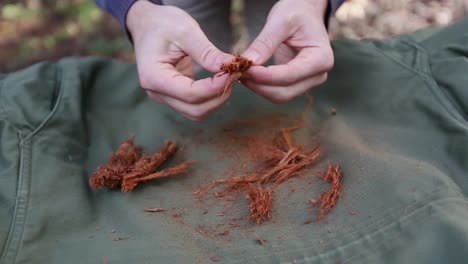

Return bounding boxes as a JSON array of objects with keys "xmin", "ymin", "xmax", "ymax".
[
  {"xmin": 127, "ymin": 0, "xmax": 234, "ymax": 120},
  {"xmin": 242, "ymin": 0, "xmax": 334, "ymax": 103}
]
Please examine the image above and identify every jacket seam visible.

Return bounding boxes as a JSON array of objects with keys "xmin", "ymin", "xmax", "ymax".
[
  {"xmin": 0, "ymin": 138, "xmax": 30, "ymax": 264},
  {"xmin": 370, "ymin": 39, "xmax": 468, "ymax": 128},
  {"xmin": 21, "ymin": 66, "xmax": 64, "ymax": 143},
  {"xmin": 0, "ymin": 76, "xmax": 15, "ymax": 131},
  {"xmin": 0, "ymin": 65, "xmax": 65, "ymax": 264}
]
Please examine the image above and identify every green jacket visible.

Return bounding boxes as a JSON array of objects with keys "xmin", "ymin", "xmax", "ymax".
[{"xmin": 1, "ymin": 18, "xmax": 467, "ymax": 264}]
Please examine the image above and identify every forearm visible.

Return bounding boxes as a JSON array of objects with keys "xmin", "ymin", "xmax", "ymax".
[{"xmin": 96, "ymin": 0, "xmax": 344, "ymax": 28}]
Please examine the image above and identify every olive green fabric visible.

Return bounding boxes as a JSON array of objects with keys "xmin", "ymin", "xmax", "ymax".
[{"xmin": 1, "ymin": 19, "xmax": 468, "ymax": 264}]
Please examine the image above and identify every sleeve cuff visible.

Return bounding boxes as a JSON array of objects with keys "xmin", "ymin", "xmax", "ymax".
[
  {"xmin": 102, "ymin": 0, "xmax": 138, "ymax": 28},
  {"xmin": 96, "ymin": 0, "xmax": 163, "ymax": 44},
  {"xmin": 324, "ymin": 0, "xmax": 344, "ymax": 29}
]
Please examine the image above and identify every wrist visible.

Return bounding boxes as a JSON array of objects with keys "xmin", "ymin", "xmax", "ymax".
[{"xmin": 127, "ymin": 0, "xmax": 156, "ymax": 40}]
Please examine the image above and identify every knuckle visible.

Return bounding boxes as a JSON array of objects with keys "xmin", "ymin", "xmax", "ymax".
[
  {"xmin": 185, "ymin": 115, "xmax": 201, "ymax": 121},
  {"xmin": 146, "ymin": 91, "xmax": 162, "ymax": 103},
  {"xmin": 285, "ymin": 64, "xmax": 299, "ymax": 83},
  {"xmin": 187, "ymin": 109, "xmax": 207, "ymax": 121},
  {"xmin": 145, "ymin": 90, "xmax": 153, "ymax": 97},
  {"xmin": 165, "ymin": 6, "xmax": 189, "ymax": 19},
  {"xmin": 280, "ymin": 87, "xmax": 301, "ymax": 103},
  {"xmin": 145, "ymin": 90, "xmax": 154, "ymax": 99},
  {"xmin": 285, "ymin": 12, "xmax": 301, "ymax": 27},
  {"xmin": 324, "ymin": 72, "xmax": 329, "ymax": 80},
  {"xmin": 138, "ymin": 70, "xmax": 158, "ymax": 90},
  {"xmin": 200, "ymin": 45, "xmax": 218, "ymax": 67},
  {"xmin": 168, "ymin": 13, "xmax": 198, "ymax": 39},
  {"xmin": 174, "ymin": 24, "xmax": 195, "ymax": 39},
  {"xmin": 319, "ymin": 73, "xmax": 328, "ymax": 84},
  {"xmin": 283, "ymin": 92, "xmax": 297, "ymax": 103},
  {"xmin": 283, "ymin": 73, "xmax": 297, "ymax": 85},
  {"xmin": 270, "ymin": 91, "xmax": 292, "ymax": 104},
  {"xmin": 282, "ymin": 6, "xmax": 308, "ymax": 27},
  {"xmin": 320, "ymin": 48, "xmax": 335, "ymax": 72},
  {"xmin": 271, "ymin": 97, "xmax": 289, "ymax": 104},
  {"xmin": 256, "ymin": 34, "xmax": 275, "ymax": 56},
  {"xmin": 183, "ymin": 90, "xmax": 202, "ymax": 104}
]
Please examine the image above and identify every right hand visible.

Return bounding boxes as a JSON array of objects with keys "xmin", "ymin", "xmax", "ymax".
[{"xmin": 127, "ymin": 0, "xmax": 234, "ymax": 121}]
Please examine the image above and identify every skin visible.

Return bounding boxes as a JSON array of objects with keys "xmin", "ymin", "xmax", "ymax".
[{"xmin": 127, "ymin": 0, "xmax": 333, "ymax": 120}]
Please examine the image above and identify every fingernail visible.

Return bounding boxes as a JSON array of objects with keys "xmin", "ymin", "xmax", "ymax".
[{"xmin": 242, "ymin": 50, "xmax": 259, "ymax": 64}]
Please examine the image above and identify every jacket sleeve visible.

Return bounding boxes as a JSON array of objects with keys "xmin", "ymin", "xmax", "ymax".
[
  {"xmin": 95, "ymin": 0, "xmax": 345, "ymax": 38},
  {"xmin": 95, "ymin": 0, "xmax": 163, "ymax": 28},
  {"xmin": 325, "ymin": 0, "xmax": 345, "ymax": 28},
  {"xmin": 329, "ymin": 0, "xmax": 345, "ymax": 16},
  {"xmin": 96, "ymin": 0, "xmax": 344, "ymax": 29}
]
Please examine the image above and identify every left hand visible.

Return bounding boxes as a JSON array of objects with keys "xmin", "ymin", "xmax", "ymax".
[{"xmin": 242, "ymin": 0, "xmax": 334, "ymax": 103}]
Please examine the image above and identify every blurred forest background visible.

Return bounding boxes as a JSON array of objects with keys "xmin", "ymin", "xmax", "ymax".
[{"xmin": 1, "ymin": 0, "xmax": 467, "ymax": 73}]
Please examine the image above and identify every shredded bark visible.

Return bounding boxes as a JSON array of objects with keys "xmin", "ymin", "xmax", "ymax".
[
  {"xmin": 89, "ymin": 136, "xmax": 194, "ymax": 192},
  {"xmin": 247, "ymin": 184, "xmax": 273, "ymax": 224},
  {"xmin": 123, "ymin": 141, "xmax": 177, "ymax": 180},
  {"xmin": 89, "ymin": 135, "xmax": 142, "ymax": 189},
  {"xmin": 122, "ymin": 161, "xmax": 195, "ymax": 192},
  {"xmin": 218, "ymin": 55, "xmax": 252, "ymax": 95},
  {"xmin": 255, "ymin": 236, "xmax": 267, "ymax": 245},
  {"xmin": 144, "ymin": 208, "xmax": 166, "ymax": 213},
  {"xmin": 195, "ymin": 94, "xmax": 337, "ymax": 224},
  {"xmin": 112, "ymin": 237, "xmax": 129, "ymax": 241},
  {"xmin": 312, "ymin": 164, "xmax": 343, "ymax": 220},
  {"xmin": 210, "ymin": 256, "xmax": 222, "ymax": 262}
]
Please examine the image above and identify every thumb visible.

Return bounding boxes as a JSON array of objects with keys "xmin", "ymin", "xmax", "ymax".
[
  {"xmin": 179, "ymin": 26, "xmax": 234, "ymax": 73},
  {"xmin": 242, "ymin": 20, "xmax": 290, "ymax": 65}
]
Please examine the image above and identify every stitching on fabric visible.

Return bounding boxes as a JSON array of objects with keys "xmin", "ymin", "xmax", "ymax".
[
  {"xmin": 0, "ymin": 78, "xmax": 21, "ymax": 264},
  {"xmin": 370, "ymin": 40, "xmax": 468, "ymax": 128},
  {"xmin": 0, "ymin": 64, "xmax": 65, "ymax": 264},
  {"xmin": 302, "ymin": 197, "xmax": 468, "ymax": 264},
  {"xmin": 228, "ymin": 186, "xmax": 459, "ymax": 263},
  {"xmin": 21, "ymin": 65, "xmax": 64, "ymax": 143},
  {"xmin": 0, "ymin": 76, "xmax": 18, "ymax": 132},
  {"xmin": 12, "ymin": 141, "xmax": 31, "ymax": 264},
  {"xmin": 420, "ymin": 53, "xmax": 468, "ymax": 125},
  {"xmin": 231, "ymin": 195, "xmax": 465, "ymax": 264},
  {"xmin": 0, "ymin": 139, "xmax": 28, "ymax": 264},
  {"xmin": 369, "ymin": 40, "xmax": 431, "ymax": 80},
  {"xmin": 419, "ymin": 72, "xmax": 468, "ymax": 127},
  {"xmin": 400, "ymin": 38, "xmax": 431, "ymax": 75}
]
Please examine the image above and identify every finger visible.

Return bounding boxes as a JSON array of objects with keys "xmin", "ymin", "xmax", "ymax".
[
  {"xmin": 145, "ymin": 91, "xmax": 164, "ymax": 103},
  {"xmin": 241, "ymin": 18, "xmax": 290, "ymax": 65},
  {"xmin": 146, "ymin": 89, "xmax": 232, "ymax": 121},
  {"xmin": 244, "ymin": 46, "xmax": 334, "ymax": 86},
  {"xmin": 274, "ymin": 44, "xmax": 297, "ymax": 65},
  {"xmin": 243, "ymin": 73, "xmax": 327, "ymax": 104},
  {"xmin": 133, "ymin": 27, "xmax": 231, "ymax": 104},
  {"xmin": 140, "ymin": 63, "xmax": 230, "ymax": 104},
  {"xmin": 175, "ymin": 56, "xmax": 195, "ymax": 78},
  {"xmin": 178, "ymin": 25, "xmax": 234, "ymax": 73}
]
